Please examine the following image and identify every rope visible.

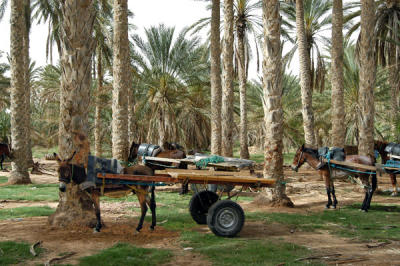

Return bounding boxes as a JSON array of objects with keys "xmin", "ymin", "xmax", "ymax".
[{"xmin": 328, "ymin": 163, "xmax": 376, "ymax": 175}]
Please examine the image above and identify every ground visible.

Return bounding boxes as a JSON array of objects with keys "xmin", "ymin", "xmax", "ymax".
[{"xmin": 0, "ymin": 159, "xmax": 399, "ymax": 265}]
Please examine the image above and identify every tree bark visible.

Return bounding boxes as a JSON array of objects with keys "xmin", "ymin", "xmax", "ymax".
[
  {"xmin": 237, "ymin": 20, "xmax": 249, "ymax": 159},
  {"xmin": 261, "ymin": 0, "xmax": 293, "ymax": 207},
  {"xmin": 331, "ymin": 0, "xmax": 345, "ymax": 148},
  {"xmin": 94, "ymin": 48, "xmax": 103, "ymax": 157},
  {"xmin": 48, "ymin": 0, "xmax": 96, "ymax": 227},
  {"xmin": 221, "ymin": 0, "xmax": 234, "ymax": 157},
  {"xmin": 112, "ymin": 0, "xmax": 129, "ymax": 162},
  {"xmin": 9, "ymin": 0, "xmax": 31, "ymax": 184},
  {"xmin": 388, "ymin": 43, "xmax": 399, "ymax": 141},
  {"xmin": 210, "ymin": 0, "xmax": 222, "ymax": 155},
  {"xmin": 296, "ymin": 0, "xmax": 317, "ymax": 148},
  {"xmin": 358, "ymin": 0, "xmax": 376, "ymax": 158}
]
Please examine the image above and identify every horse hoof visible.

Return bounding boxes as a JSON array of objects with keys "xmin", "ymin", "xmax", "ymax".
[
  {"xmin": 325, "ymin": 205, "xmax": 330, "ymax": 209},
  {"xmin": 93, "ymin": 228, "xmax": 100, "ymax": 233},
  {"xmin": 332, "ymin": 205, "xmax": 336, "ymax": 209},
  {"xmin": 134, "ymin": 230, "xmax": 140, "ymax": 235},
  {"xmin": 391, "ymin": 192, "xmax": 398, "ymax": 197},
  {"xmin": 149, "ymin": 227, "xmax": 155, "ymax": 231}
]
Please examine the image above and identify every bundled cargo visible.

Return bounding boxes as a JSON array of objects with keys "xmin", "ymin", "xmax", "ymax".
[{"xmin": 318, "ymin": 147, "xmax": 345, "ymax": 161}]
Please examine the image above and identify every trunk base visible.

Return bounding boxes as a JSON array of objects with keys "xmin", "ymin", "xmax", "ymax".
[
  {"xmin": 8, "ymin": 171, "xmax": 31, "ymax": 184},
  {"xmin": 48, "ymin": 183, "xmax": 97, "ymax": 228},
  {"xmin": 253, "ymin": 189, "xmax": 294, "ymax": 208},
  {"xmin": 271, "ymin": 194, "xmax": 294, "ymax": 208}
]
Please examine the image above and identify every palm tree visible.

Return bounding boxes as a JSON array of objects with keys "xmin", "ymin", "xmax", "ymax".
[
  {"xmin": 261, "ymin": 0, "xmax": 293, "ymax": 206},
  {"xmin": 9, "ymin": 0, "xmax": 31, "ymax": 184},
  {"xmin": 210, "ymin": 0, "xmax": 222, "ymax": 155},
  {"xmin": 112, "ymin": 0, "xmax": 129, "ymax": 162},
  {"xmin": 222, "ymin": 0, "xmax": 234, "ymax": 157},
  {"xmin": 358, "ymin": 0, "xmax": 376, "ymax": 157},
  {"xmin": 131, "ymin": 25, "xmax": 210, "ymax": 148},
  {"xmin": 331, "ymin": 0, "xmax": 345, "ymax": 148},
  {"xmin": 48, "ymin": 0, "xmax": 96, "ymax": 228}
]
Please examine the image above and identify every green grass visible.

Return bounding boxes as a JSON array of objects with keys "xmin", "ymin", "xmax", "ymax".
[
  {"xmin": 247, "ymin": 204, "xmax": 400, "ymax": 241},
  {"xmin": 0, "ymin": 206, "xmax": 54, "ymax": 220},
  {"xmin": 78, "ymin": 243, "xmax": 172, "ymax": 266},
  {"xmin": 32, "ymin": 146, "xmax": 59, "ymax": 159},
  {"xmin": 181, "ymin": 231, "xmax": 321, "ymax": 266},
  {"xmin": 0, "ymin": 176, "xmax": 7, "ymax": 184},
  {"xmin": 0, "ymin": 183, "xmax": 59, "ymax": 201},
  {"xmin": 0, "ymin": 241, "xmax": 42, "ymax": 265}
]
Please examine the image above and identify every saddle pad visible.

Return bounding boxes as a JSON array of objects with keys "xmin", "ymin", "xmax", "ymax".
[
  {"xmin": 87, "ymin": 155, "xmax": 123, "ymax": 184},
  {"xmin": 138, "ymin": 144, "xmax": 161, "ymax": 157},
  {"xmin": 384, "ymin": 142, "xmax": 400, "ymax": 156},
  {"xmin": 318, "ymin": 147, "xmax": 345, "ymax": 161}
]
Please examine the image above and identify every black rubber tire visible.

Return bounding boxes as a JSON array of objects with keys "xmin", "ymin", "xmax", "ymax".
[
  {"xmin": 189, "ymin": 191, "xmax": 219, "ymax": 224},
  {"xmin": 207, "ymin": 200, "xmax": 245, "ymax": 237}
]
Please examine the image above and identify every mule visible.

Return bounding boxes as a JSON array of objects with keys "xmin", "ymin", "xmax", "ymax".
[
  {"xmin": 0, "ymin": 143, "xmax": 12, "ymax": 170},
  {"xmin": 55, "ymin": 152, "xmax": 157, "ymax": 233},
  {"xmin": 291, "ymin": 144, "xmax": 377, "ymax": 211},
  {"xmin": 345, "ymin": 141, "xmax": 398, "ymax": 196}
]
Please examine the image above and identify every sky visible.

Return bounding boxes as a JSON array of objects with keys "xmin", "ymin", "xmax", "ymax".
[{"xmin": 0, "ymin": 0, "xmax": 210, "ymax": 68}]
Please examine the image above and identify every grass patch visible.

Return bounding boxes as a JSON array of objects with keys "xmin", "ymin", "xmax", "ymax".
[
  {"xmin": 0, "ymin": 176, "xmax": 7, "ymax": 184},
  {"xmin": 0, "ymin": 241, "xmax": 42, "ymax": 265},
  {"xmin": 248, "ymin": 203, "xmax": 400, "ymax": 241},
  {"xmin": 0, "ymin": 206, "xmax": 54, "ymax": 220},
  {"xmin": 79, "ymin": 243, "xmax": 172, "ymax": 266},
  {"xmin": 181, "ymin": 231, "xmax": 320, "ymax": 265},
  {"xmin": 0, "ymin": 183, "xmax": 59, "ymax": 201},
  {"xmin": 32, "ymin": 146, "xmax": 59, "ymax": 159}
]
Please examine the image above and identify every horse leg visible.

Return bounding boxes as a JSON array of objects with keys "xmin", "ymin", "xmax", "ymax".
[
  {"xmin": 390, "ymin": 173, "xmax": 398, "ymax": 196},
  {"xmin": 330, "ymin": 181, "xmax": 338, "ymax": 209},
  {"xmin": 0, "ymin": 154, "xmax": 4, "ymax": 170},
  {"xmin": 365, "ymin": 175, "xmax": 377, "ymax": 211},
  {"xmin": 324, "ymin": 173, "xmax": 332, "ymax": 208},
  {"xmin": 136, "ymin": 191, "xmax": 148, "ymax": 233},
  {"xmin": 92, "ymin": 190, "xmax": 102, "ymax": 232},
  {"xmin": 360, "ymin": 176, "xmax": 370, "ymax": 212},
  {"xmin": 149, "ymin": 186, "xmax": 156, "ymax": 231}
]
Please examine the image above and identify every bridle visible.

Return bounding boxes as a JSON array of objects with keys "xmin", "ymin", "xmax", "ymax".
[{"xmin": 293, "ymin": 149, "xmax": 305, "ymax": 171}]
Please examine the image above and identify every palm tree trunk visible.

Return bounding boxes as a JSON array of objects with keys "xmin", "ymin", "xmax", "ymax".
[
  {"xmin": 94, "ymin": 48, "xmax": 103, "ymax": 157},
  {"xmin": 388, "ymin": 43, "xmax": 399, "ymax": 141},
  {"xmin": 112, "ymin": 0, "xmax": 129, "ymax": 162},
  {"xmin": 210, "ymin": 0, "xmax": 222, "ymax": 155},
  {"xmin": 358, "ymin": 0, "xmax": 376, "ymax": 158},
  {"xmin": 296, "ymin": 0, "xmax": 317, "ymax": 148},
  {"xmin": 261, "ymin": 0, "xmax": 293, "ymax": 207},
  {"xmin": 9, "ymin": 0, "xmax": 30, "ymax": 184},
  {"xmin": 128, "ymin": 86, "xmax": 136, "ymax": 145},
  {"xmin": 221, "ymin": 0, "xmax": 234, "ymax": 157},
  {"xmin": 23, "ymin": 0, "xmax": 33, "ymax": 168},
  {"xmin": 237, "ymin": 23, "xmax": 249, "ymax": 159},
  {"xmin": 331, "ymin": 0, "xmax": 345, "ymax": 148},
  {"xmin": 48, "ymin": 0, "xmax": 96, "ymax": 227}
]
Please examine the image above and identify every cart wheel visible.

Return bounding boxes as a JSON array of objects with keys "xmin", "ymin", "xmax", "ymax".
[
  {"xmin": 207, "ymin": 200, "xmax": 244, "ymax": 237},
  {"xmin": 189, "ymin": 191, "xmax": 219, "ymax": 224}
]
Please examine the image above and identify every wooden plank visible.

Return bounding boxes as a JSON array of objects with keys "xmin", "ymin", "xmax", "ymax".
[
  {"xmin": 142, "ymin": 156, "xmax": 181, "ymax": 164},
  {"xmin": 323, "ymin": 158, "xmax": 376, "ymax": 171},
  {"xmin": 97, "ymin": 173, "xmax": 176, "ymax": 183},
  {"xmin": 156, "ymin": 169, "xmax": 253, "ymax": 176},
  {"xmin": 389, "ymin": 154, "xmax": 400, "ymax": 160}
]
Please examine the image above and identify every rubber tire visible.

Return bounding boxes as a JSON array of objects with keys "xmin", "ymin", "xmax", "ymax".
[
  {"xmin": 207, "ymin": 200, "xmax": 245, "ymax": 237},
  {"xmin": 189, "ymin": 191, "xmax": 219, "ymax": 224}
]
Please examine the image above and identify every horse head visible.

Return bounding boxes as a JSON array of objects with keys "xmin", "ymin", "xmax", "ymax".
[
  {"xmin": 54, "ymin": 151, "xmax": 82, "ymax": 192},
  {"xmin": 291, "ymin": 144, "xmax": 306, "ymax": 172},
  {"xmin": 128, "ymin": 141, "xmax": 140, "ymax": 162}
]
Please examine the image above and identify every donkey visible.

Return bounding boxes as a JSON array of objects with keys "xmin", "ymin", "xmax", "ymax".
[
  {"xmin": 55, "ymin": 152, "xmax": 157, "ymax": 233},
  {"xmin": 291, "ymin": 144, "xmax": 377, "ymax": 211},
  {"xmin": 0, "ymin": 143, "xmax": 12, "ymax": 170}
]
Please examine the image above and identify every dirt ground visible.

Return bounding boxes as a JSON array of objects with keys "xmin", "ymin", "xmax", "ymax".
[{"xmin": 0, "ymin": 160, "xmax": 399, "ymax": 265}]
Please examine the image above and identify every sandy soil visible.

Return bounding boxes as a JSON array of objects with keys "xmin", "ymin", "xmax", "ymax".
[{"xmin": 0, "ymin": 159, "xmax": 399, "ymax": 265}]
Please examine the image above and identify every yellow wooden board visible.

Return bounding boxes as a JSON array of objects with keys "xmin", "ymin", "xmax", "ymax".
[{"xmin": 323, "ymin": 158, "xmax": 376, "ymax": 171}]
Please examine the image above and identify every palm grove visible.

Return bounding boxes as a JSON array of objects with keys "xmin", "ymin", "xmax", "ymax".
[{"xmin": 1, "ymin": 0, "xmax": 397, "ymax": 225}]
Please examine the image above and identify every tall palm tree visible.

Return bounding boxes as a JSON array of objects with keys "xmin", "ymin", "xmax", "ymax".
[
  {"xmin": 112, "ymin": 0, "xmax": 129, "ymax": 162},
  {"xmin": 222, "ymin": 0, "xmax": 234, "ymax": 157},
  {"xmin": 9, "ymin": 0, "xmax": 31, "ymax": 184},
  {"xmin": 261, "ymin": 0, "xmax": 293, "ymax": 206},
  {"xmin": 210, "ymin": 0, "xmax": 222, "ymax": 155},
  {"xmin": 358, "ymin": 0, "xmax": 376, "ymax": 157},
  {"xmin": 331, "ymin": 0, "xmax": 345, "ymax": 147},
  {"xmin": 48, "ymin": 0, "xmax": 96, "ymax": 228}
]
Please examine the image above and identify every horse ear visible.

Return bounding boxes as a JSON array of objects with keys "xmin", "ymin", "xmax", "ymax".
[
  {"xmin": 66, "ymin": 151, "xmax": 76, "ymax": 162},
  {"xmin": 54, "ymin": 153, "xmax": 62, "ymax": 162}
]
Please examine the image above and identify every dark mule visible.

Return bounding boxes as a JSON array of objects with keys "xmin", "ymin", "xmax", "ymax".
[
  {"xmin": 0, "ymin": 143, "xmax": 12, "ymax": 170},
  {"xmin": 291, "ymin": 144, "xmax": 377, "ymax": 211},
  {"xmin": 345, "ymin": 141, "xmax": 398, "ymax": 196},
  {"xmin": 55, "ymin": 153, "xmax": 157, "ymax": 233}
]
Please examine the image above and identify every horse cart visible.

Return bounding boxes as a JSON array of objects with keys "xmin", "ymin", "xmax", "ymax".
[{"xmin": 87, "ymin": 156, "xmax": 275, "ymax": 237}]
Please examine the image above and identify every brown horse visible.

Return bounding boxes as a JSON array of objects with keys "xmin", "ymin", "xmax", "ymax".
[
  {"xmin": 345, "ymin": 141, "xmax": 398, "ymax": 196},
  {"xmin": 55, "ymin": 153, "xmax": 157, "ymax": 233},
  {"xmin": 0, "ymin": 143, "xmax": 12, "ymax": 170},
  {"xmin": 291, "ymin": 144, "xmax": 377, "ymax": 211}
]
